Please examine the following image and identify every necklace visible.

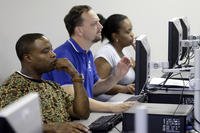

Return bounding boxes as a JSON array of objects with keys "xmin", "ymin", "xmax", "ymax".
[{"xmin": 111, "ymin": 43, "xmax": 124, "ymax": 58}]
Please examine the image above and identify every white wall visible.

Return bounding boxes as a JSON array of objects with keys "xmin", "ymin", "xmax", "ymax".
[{"xmin": 0, "ymin": 0, "xmax": 200, "ymax": 84}]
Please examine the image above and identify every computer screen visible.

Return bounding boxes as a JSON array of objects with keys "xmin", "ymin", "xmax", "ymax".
[
  {"xmin": 0, "ymin": 93, "xmax": 42, "ymax": 133},
  {"xmin": 168, "ymin": 17, "xmax": 183, "ymax": 68},
  {"xmin": 135, "ymin": 34, "xmax": 151, "ymax": 95},
  {"xmin": 179, "ymin": 17, "xmax": 190, "ymax": 61}
]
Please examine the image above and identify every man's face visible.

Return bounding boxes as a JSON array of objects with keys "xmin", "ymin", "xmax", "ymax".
[
  {"xmin": 27, "ymin": 37, "xmax": 56, "ymax": 73},
  {"xmin": 79, "ymin": 9, "xmax": 103, "ymax": 43}
]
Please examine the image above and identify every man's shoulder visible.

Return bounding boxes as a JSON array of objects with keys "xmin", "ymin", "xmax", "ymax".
[
  {"xmin": 54, "ymin": 41, "xmax": 74, "ymax": 58},
  {"xmin": 1, "ymin": 72, "xmax": 22, "ymax": 86},
  {"xmin": 54, "ymin": 41, "xmax": 71, "ymax": 52},
  {"xmin": 0, "ymin": 72, "xmax": 28, "ymax": 108}
]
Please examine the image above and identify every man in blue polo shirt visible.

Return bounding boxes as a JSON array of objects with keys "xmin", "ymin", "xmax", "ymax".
[
  {"xmin": 42, "ymin": 5, "xmax": 134, "ymax": 112},
  {"xmin": 43, "ymin": 37, "xmax": 98, "ymax": 98}
]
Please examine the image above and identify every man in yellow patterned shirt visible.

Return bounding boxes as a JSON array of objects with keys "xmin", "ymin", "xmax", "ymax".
[{"xmin": 0, "ymin": 33, "xmax": 89, "ymax": 133}]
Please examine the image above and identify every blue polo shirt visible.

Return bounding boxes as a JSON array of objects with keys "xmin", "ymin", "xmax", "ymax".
[{"xmin": 42, "ymin": 38, "xmax": 99, "ymax": 98}]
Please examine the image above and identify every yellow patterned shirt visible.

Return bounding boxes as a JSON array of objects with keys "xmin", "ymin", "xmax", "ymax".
[{"xmin": 0, "ymin": 72, "xmax": 74, "ymax": 123}]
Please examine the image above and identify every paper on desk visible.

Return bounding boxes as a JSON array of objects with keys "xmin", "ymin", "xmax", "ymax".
[{"xmin": 149, "ymin": 77, "xmax": 189, "ymax": 87}]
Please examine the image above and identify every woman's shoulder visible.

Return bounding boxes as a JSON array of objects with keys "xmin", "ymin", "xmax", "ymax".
[{"xmin": 96, "ymin": 43, "xmax": 116, "ymax": 56}]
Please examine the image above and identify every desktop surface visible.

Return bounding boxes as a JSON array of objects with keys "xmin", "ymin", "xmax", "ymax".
[
  {"xmin": 77, "ymin": 93, "xmax": 194, "ymax": 133},
  {"xmin": 125, "ymin": 103, "xmax": 193, "ymax": 115},
  {"xmin": 77, "ymin": 93, "xmax": 140, "ymax": 132}
]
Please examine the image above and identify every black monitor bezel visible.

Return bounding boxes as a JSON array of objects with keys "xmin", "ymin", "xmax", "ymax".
[
  {"xmin": 179, "ymin": 17, "xmax": 190, "ymax": 61},
  {"xmin": 135, "ymin": 35, "xmax": 150, "ymax": 95},
  {"xmin": 168, "ymin": 18, "xmax": 183, "ymax": 68}
]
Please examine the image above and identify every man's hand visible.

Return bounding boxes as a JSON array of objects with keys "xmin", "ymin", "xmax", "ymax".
[
  {"xmin": 56, "ymin": 122, "xmax": 89, "ymax": 133},
  {"xmin": 55, "ymin": 58, "xmax": 89, "ymax": 119},
  {"xmin": 113, "ymin": 56, "xmax": 131, "ymax": 81},
  {"xmin": 54, "ymin": 58, "xmax": 79, "ymax": 77},
  {"xmin": 44, "ymin": 122, "xmax": 89, "ymax": 133}
]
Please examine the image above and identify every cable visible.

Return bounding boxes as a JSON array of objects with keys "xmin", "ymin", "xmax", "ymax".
[
  {"xmin": 190, "ymin": 123, "xmax": 200, "ymax": 133},
  {"xmin": 114, "ymin": 126, "xmax": 121, "ymax": 133},
  {"xmin": 194, "ymin": 117, "xmax": 200, "ymax": 125},
  {"xmin": 146, "ymin": 72, "xmax": 183, "ymax": 93},
  {"xmin": 180, "ymin": 46, "xmax": 192, "ymax": 66},
  {"xmin": 140, "ymin": 81, "xmax": 149, "ymax": 95},
  {"xmin": 173, "ymin": 73, "xmax": 186, "ymax": 116},
  {"xmin": 189, "ymin": 50, "xmax": 195, "ymax": 59},
  {"xmin": 160, "ymin": 72, "xmax": 173, "ymax": 91},
  {"xmin": 180, "ymin": 48, "xmax": 189, "ymax": 66},
  {"xmin": 193, "ymin": 117, "xmax": 200, "ymax": 133},
  {"xmin": 147, "ymin": 72, "xmax": 194, "ymax": 94}
]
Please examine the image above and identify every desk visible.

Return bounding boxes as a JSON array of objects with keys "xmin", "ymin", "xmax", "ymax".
[
  {"xmin": 77, "ymin": 93, "xmax": 195, "ymax": 133},
  {"xmin": 78, "ymin": 68, "xmax": 194, "ymax": 132},
  {"xmin": 77, "ymin": 93, "xmax": 134, "ymax": 132}
]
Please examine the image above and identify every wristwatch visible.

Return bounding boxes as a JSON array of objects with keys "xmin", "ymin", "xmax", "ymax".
[{"xmin": 72, "ymin": 74, "xmax": 84, "ymax": 83}]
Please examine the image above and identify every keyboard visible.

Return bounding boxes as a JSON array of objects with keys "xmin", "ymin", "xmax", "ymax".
[{"xmin": 89, "ymin": 114, "xmax": 122, "ymax": 132}]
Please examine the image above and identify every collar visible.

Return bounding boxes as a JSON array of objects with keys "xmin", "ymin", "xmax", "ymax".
[
  {"xmin": 68, "ymin": 38, "xmax": 87, "ymax": 53},
  {"xmin": 17, "ymin": 71, "xmax": 43, "ymax": 83}
]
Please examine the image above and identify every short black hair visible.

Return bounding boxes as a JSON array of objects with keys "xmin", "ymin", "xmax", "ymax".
[
  {"xmin": 102, "ymin": 14, "xmax": 127, "ymax": 42},
  {"xmin": 64, "ymin": 5, "xmax": 92, "ymax": 36},
  {"xmin": 15, "ymin": 33, "xmax": 44, "ymax": 61}
]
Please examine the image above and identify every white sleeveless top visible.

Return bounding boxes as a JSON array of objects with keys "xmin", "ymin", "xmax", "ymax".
[{"xmin": 94, "ymin": 43, "xmax": 135, "ymax": 85}]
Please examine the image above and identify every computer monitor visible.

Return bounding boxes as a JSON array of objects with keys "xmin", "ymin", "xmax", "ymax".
[
  {"xmin": 0, "ymin": 93, "xmax": 43, "ymax": 133},
  {"xmin": 168, "ymin": 17, "xmax": 183, "ymax": 68},
  {"xmin": 135, "ymin": 34, "xmax": 151, "ymax": 95},
  {"xmin": 179, "ymin": 17, "xmax": 190, "ymax": 61}
]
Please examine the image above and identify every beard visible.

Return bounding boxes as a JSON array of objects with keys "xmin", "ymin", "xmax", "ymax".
[
  {"xmin": 41, "ymin": 63, "xmax": 55, "ymax": 74},
  {"xmin": 92, "ymin": 35, "xmax": 101, "ymax": 43}
]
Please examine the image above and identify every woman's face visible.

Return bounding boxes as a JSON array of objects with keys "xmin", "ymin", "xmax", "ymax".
[{"xmin": 115, "ymin": 18, "xmax": 134, "ymax": 48}]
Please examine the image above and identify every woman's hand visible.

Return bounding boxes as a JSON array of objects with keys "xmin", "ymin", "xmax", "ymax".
[{"xmin": 125, "ymin": 84, "xmax": 135, "ymax": 94}]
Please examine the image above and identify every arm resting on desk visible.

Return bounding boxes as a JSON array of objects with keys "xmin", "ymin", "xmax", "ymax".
[{"xmin": 62, "ymin": 86, "xmax": 134, "ymax": 113}]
